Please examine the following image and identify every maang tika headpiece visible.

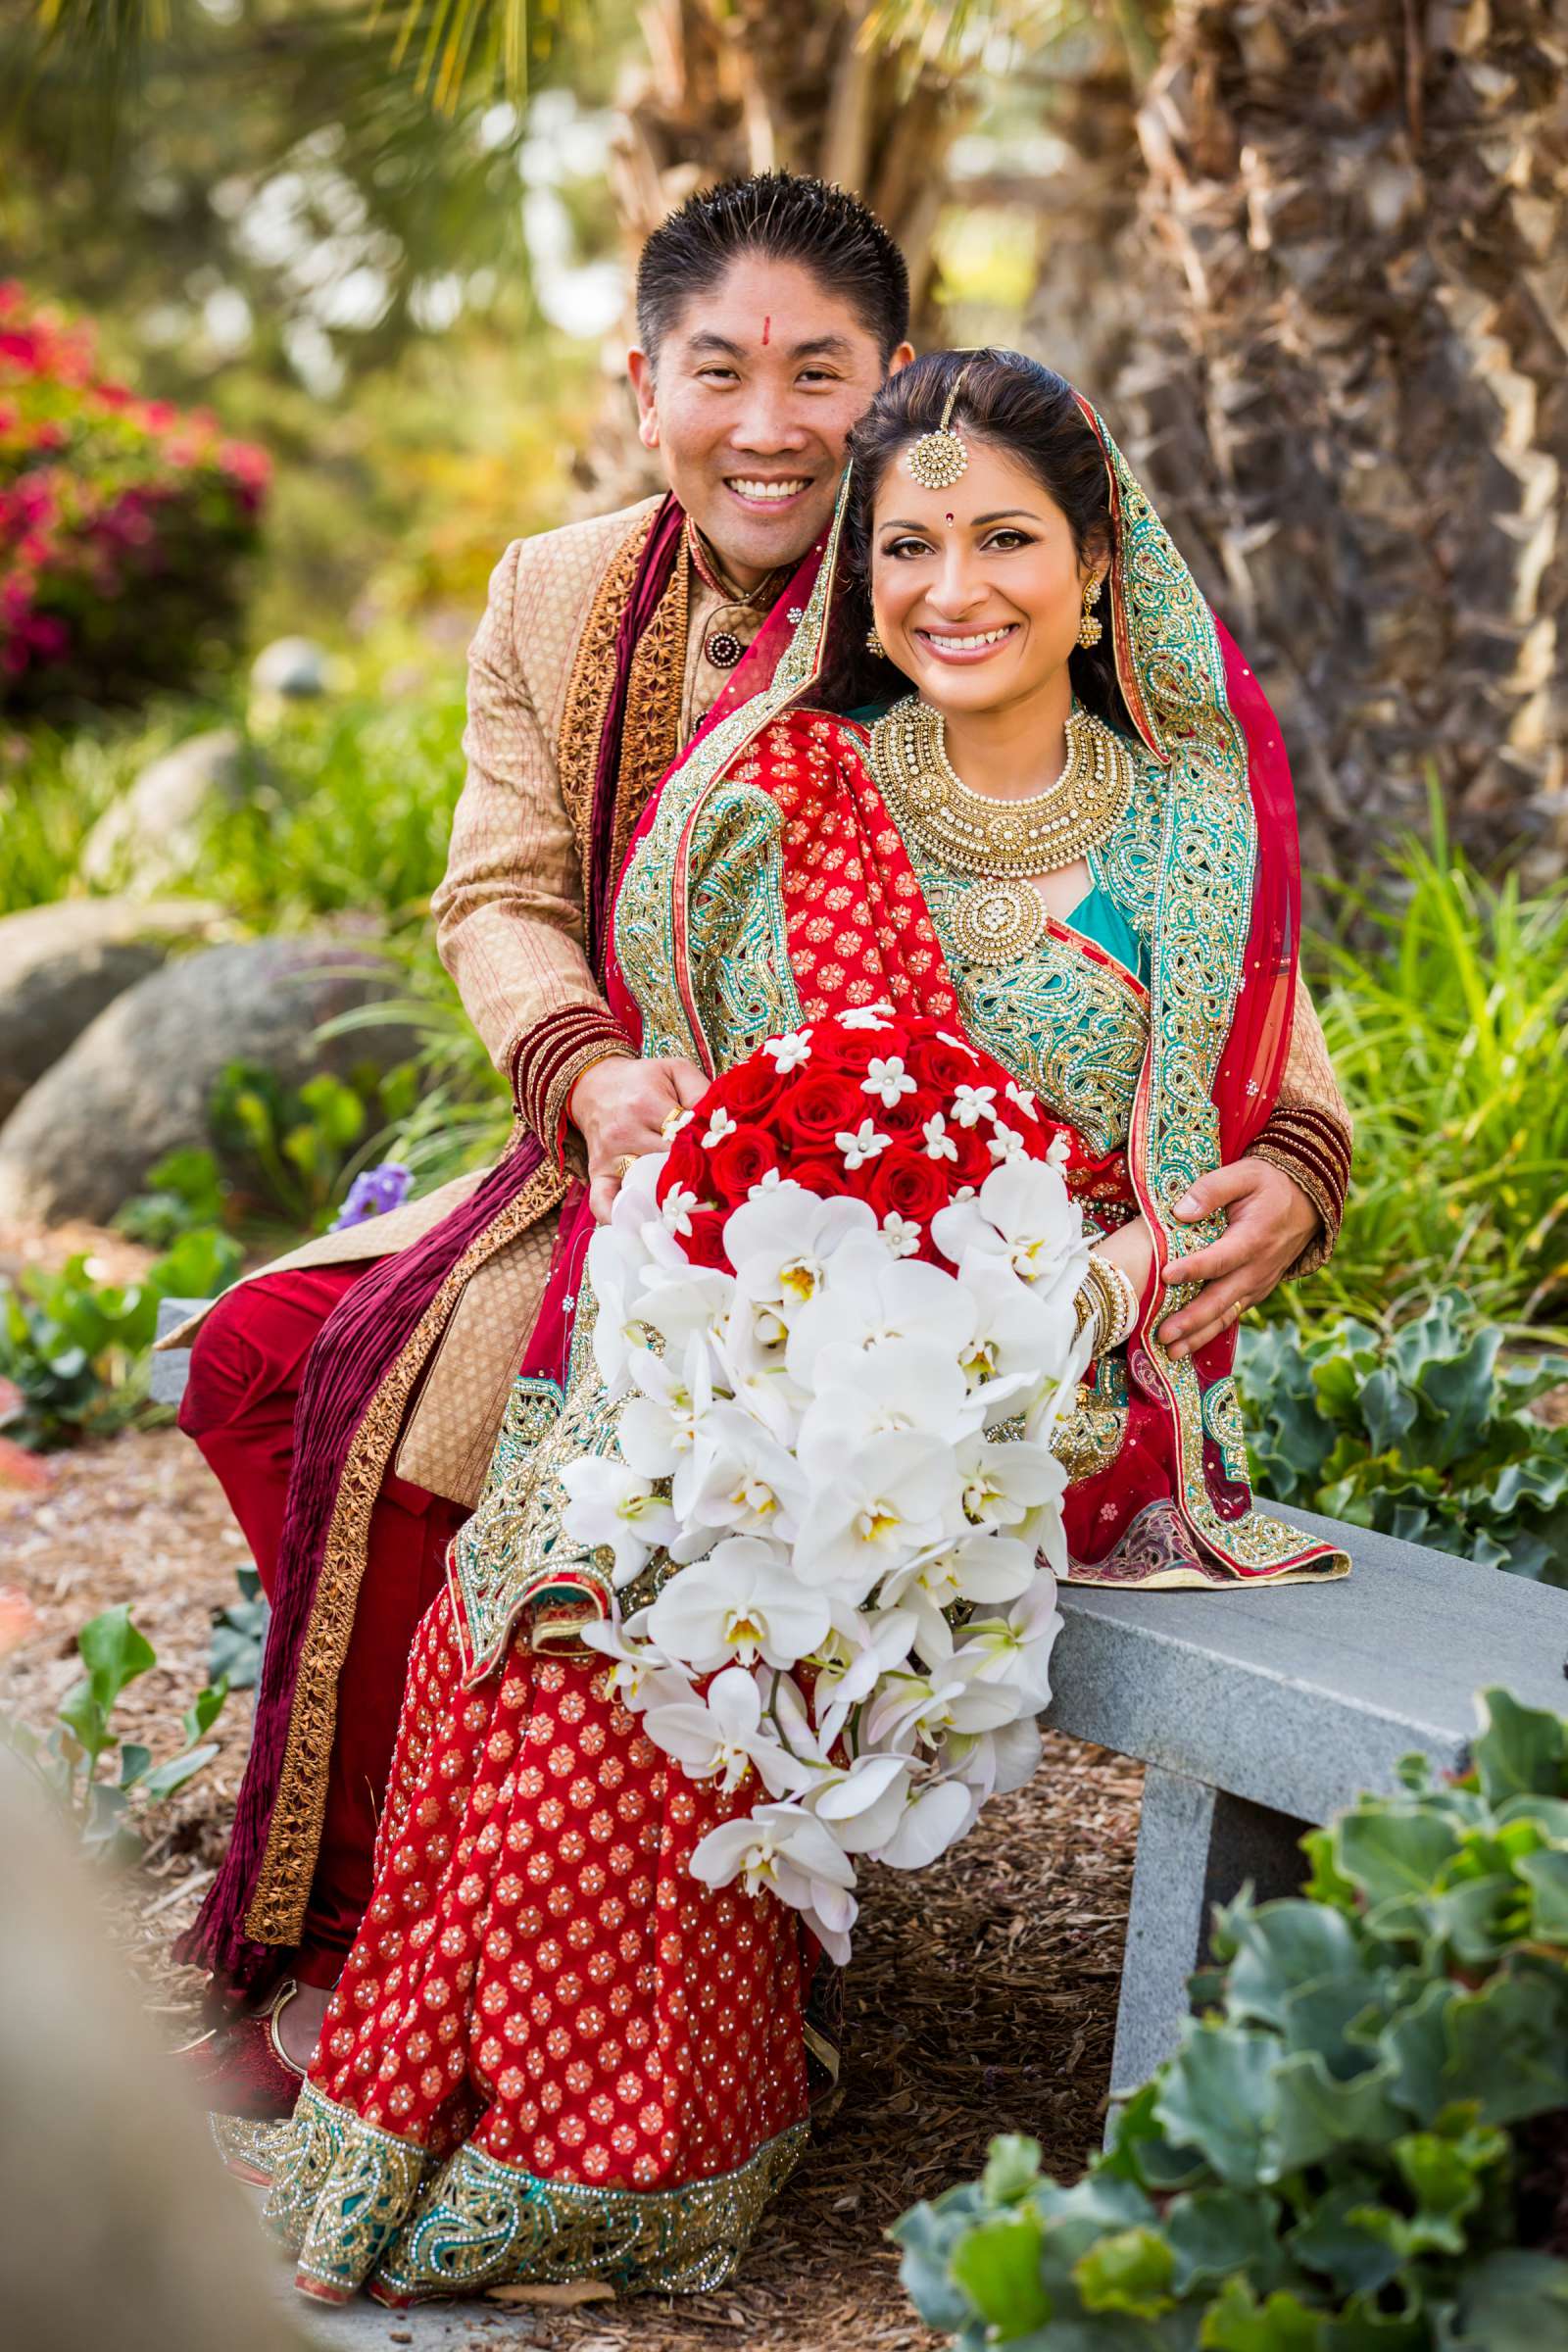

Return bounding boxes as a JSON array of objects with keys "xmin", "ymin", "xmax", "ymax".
[{"xmin": 905, "ymin": 363, "xmax": 972, "ymax": 491}]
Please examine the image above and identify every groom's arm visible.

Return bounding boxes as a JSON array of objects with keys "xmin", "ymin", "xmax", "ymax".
[{"xmin": 433, "ymin": 535, "xmax": 636, "ymax": 1159}]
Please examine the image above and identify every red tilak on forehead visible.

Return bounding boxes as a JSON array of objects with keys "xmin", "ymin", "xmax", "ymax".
[{"xmin": 761, "ymin": 316, "xmax": 771, "ymax": 346}]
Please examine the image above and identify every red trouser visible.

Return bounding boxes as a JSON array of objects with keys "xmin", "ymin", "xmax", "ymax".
[{"xmin": 178, "ymin": 1265, "xmax": 466, "ymax": 1988}]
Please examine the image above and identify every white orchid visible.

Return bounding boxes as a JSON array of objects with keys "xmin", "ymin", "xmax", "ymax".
[
  {"xmin": 957, "ymin": 1433, "xmax": 1069, "ymax": 1546},
  {"xmin": 616, "ymin": 1338, "xmax": 712, "ymax": 1482},
  {"xmin": 952, "ymin": 1579, "xmax": 1062, "ymax": 1716},
  {"xmin": 722, "ymin": 1183, "xmax": 875, "ymax": 1310},
  {"xmin": 785, "ymin": 1235, "xmax": 975, "ymax": 1384},
  {"xmin": 933, "ymin": 1157, "xmax": 1087, "ymax": 1301},
  {"xmin": 877, "ymin": 1534, "xmax": 1039, "ymax": 1669},
  {"xmin": 871, "ymin": 1777, "xmax": 974, "ymax": 1870},
  {"xmin": 643, "ymin": 1536, "xmax": 830, "ymax": 1672},
  {"xmin": 579, "ymin": 1617, "xmax": 693, "ymax": 1712},
  {"xmin": 689, "ymin": 1802, "xmax": 859, "ymax": 1965},
  {"xmin": 795, "ymin": 1337, "xmax": 980, "ymax": 1456},
  {"xmin": 639, "ymin": 1666, "xmax": 808, "ymax": 1797},
  {"xmin": 559, "ymin": 1456, "xmax": 678, "ymax": 1585},
  {"xmin": 808, "ymin": 1600, "xmax": 921, "ymax": 1746},
  {"xmin": 673, "ymin": 1404, "xmax": 808, "ymax": 1543},
  {"xmin": 792, "ymin": 1429, "xmax": 959, "ymax": 1599}
]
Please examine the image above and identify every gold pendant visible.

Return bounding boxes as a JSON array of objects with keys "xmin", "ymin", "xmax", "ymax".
[{"xmin": 950, "ymin": 877, "xmax": 1048, "ymax": 964}]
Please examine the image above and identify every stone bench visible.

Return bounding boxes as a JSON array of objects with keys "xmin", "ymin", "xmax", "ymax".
[{"xmin": 152, "ymin": 1300, "xmax": 1568, "ymax": 2107}]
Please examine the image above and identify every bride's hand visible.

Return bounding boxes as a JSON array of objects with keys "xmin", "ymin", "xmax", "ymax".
[
  {"xmin": 570, "ymin": 1054, "xmax": 709, "ymax": 1222},
  {"xmin": 1091, "ymin": 1213, "xmax": 1155, "ymax": 1300}
]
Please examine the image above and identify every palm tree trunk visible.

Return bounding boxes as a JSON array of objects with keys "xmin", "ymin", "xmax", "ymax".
[{"xmin": 1099, "ymin": 0, "xmax": 1567, "ymax": 882}]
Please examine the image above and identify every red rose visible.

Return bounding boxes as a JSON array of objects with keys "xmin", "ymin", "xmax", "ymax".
[
  {"xmin": 680, "ymin": 1206, "xmax": 729, "ymax": 1269},
  {"xmin": 875, "ymin": 1084, "xmax": 928, "ymax": 1137},
  {"xmin": 658, "ymin": 1132, "xmax": 709, "ymax": 1204},
  {"xmin": 776, "ymin": 1154, "xmax": 852, "ymax": 1199},
  {"xmin": 943, "ymin": 1115, "xmax": 997, "ymax": 1189},
  {"xmin": 866, "ymin": 1148, "xmax": 956, "ymax": 1229},
  {"xmin": 717, "ymin": 1055, "xmax": 787, "ymax": 1122},
  {"xmin": 920, "ymin": 1033, "xmax": 984, "ymax": 1094},
  {"xmin": 707, "ymin": 1121, "xmax": 779, "ymax": 1203},
  {"xmin": 772, "ymin": 1068, "xmax": 868, "ymax": 1155}
]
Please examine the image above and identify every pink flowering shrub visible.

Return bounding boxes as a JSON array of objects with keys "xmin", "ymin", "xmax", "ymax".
[{"xmin": 0, "ymin": 284, "xmax": 270, "ymax": 713}]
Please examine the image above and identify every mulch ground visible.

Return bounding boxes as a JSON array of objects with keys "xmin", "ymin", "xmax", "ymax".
[{"xmin": 0, "ymin": 1231, "xmax": 1141, "ymax": 2352}]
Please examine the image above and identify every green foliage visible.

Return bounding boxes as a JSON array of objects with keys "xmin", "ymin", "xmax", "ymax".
[
  {"xmin": 114, "ymin": 1146, "xmax": 229, "ymax": 1246},
  {"xmin": 0, "ymin": 1228, "xmax": 239, "ymax": 1447},
  {"xmin": 1305, "ymin": 810, "xmax": 1568, "ymax": 1336},
  {"xmin": 209, "ymin": 1057, "xmax": 417, "ymax": 1230},
  {"xmin": 1236, "ymin": 1291, "xmax": 1568, "ymax": 1584},
  {"xmin": 197, "ymin": 676, "xmax": 468, "ymax": 924},
  {"xmin": 895, "ymin": 1690, "xmax": 1568, "ymax": 2348},
  {"xmin": 2, "ymin": 1602, "xmax": 227, "ymax": 1861},
  {"xmin": 208, "ymin": 1560, "xmax": 267, "ymax": 1692}
]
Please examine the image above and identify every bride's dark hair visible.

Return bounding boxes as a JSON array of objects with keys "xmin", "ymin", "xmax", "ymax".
[{"xmin": 816, "ymin": 348, "xmax": 1133, "ymax": 735}]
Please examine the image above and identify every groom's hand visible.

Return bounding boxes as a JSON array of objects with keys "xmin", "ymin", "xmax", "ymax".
[
  {"xmin": 570, "ymin": 1054, "xmax": 709, "ymax": 1223},
  {"xmin": 1156, "ymin": 1159, "xmax": 1321, "ymax": 1358}
]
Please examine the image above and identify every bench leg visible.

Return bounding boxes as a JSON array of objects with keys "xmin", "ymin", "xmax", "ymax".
[{"xmin": 1109, "ymin": 1765, "xmax": 1310, "ymax": 2102}]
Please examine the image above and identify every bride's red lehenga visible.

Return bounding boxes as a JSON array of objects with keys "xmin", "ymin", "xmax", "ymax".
[{"xmin": 258, "ymin": 1594, "xmax": 810, "ymax": 2303}]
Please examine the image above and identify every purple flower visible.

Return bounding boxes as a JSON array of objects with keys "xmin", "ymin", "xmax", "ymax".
[{"xmin": 330, "ymin": 1161, "xmax": 414, "ymax": 1231}]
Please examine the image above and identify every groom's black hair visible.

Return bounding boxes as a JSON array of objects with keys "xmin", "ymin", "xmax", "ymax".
[{"xmin": 636, "ymin": 172, "xmax": 909, "ymax": 368}]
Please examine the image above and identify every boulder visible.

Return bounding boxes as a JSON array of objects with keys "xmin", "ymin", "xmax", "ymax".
[
  {"xmin": 0, "ymin": 934, "xmax": 423, "ymax": 1226},
  {"xmin": 0, "ymin": 898, "xmax": 224, "ymax": 1121},
  {"xmin": 250, "ymin": 636, "xmax": 329, "ymax": 701},
  {"xmin": 78, "ymin": 728, "xmax": 258, "ymax": 893}
]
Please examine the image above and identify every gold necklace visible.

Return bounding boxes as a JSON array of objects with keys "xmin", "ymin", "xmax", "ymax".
[{"xmin": 867, "ymin": 695, "xmax": 1137, "ymax": 966}]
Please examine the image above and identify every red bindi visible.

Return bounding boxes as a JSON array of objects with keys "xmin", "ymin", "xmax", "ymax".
[{"xmin": 761, "ymin": 315, "xmax": 771, "ymax": 346}]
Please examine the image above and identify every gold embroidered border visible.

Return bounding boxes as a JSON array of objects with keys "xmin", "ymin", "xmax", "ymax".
[
  {"xmin": 555, "ymin": 510, "xmax": 661, "ymax": 889},
  {"xmin": 266, "ymin": 2079, "xmax": 806, "ymax": 2303},
  {"xmin": 243, "ymin": 1152, "xmax": 568, "ymax": 1946},
  {"xmin": 612, "ymin": 544, "xmax": 691, "ymax": 879}
]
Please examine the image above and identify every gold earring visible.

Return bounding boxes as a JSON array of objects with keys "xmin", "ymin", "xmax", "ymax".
[
  {"xmin": 865, "ymin": 625, "xmax": 885, "ymax": 658},
  {"xmin": 1077, "ymin": 574, "xmax": 1103, "ymax": 650}
]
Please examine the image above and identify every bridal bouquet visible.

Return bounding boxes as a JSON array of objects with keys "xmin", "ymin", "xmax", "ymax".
[{"xmin": 563, "ymin": 1006, "xmax": 1094, "ymax": 1962}]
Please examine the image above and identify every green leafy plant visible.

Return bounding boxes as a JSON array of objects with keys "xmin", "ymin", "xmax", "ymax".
[
  {"xmin": 114, "ymin": 1146, "xmax": 230, "ymax": 1247},
  {"xmin": 896, "ymin": 1688, "xmax": 1568, "ymax": 2348},
  {"xmin": 3, "ymin": 1604, "xmax": 227, "ymax": 1861},
  {"xmin": 209, "ymin": 1057, "xmax": 396, "ymax": 1230},
  {"xmin": 209, "ymin": 1561, "xmax": 267, "ymax": 1691},
  {"xmin": 1302, "ymin": 806, "xmax": 1568, "ymax": 1338},
  {"xmin": 1237, "ymin": 1291, "xmax": 1568, "ymax": 1583},
  {"xmin": 0, "ymin": 1227, "xmax": 240, "ymax": 1447}
]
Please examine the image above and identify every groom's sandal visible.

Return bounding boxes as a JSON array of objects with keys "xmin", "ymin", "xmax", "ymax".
[{"xmin": 175, "ymin": 1977, "xmax": 306, "ymax": 2131}]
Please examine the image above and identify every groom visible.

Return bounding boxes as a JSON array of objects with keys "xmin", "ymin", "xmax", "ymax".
[{"xmin": 175, "ymin": 172, "xmax": 1350, "ymax": 2102}]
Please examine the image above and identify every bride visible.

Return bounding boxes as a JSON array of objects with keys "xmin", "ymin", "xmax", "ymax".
[{"xmin": 235, "ymin": 350, "xmax": 1350, "ymax": 2304}]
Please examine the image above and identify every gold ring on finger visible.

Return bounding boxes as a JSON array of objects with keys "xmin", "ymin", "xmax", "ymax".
[
  {"xmin": 611, "ymin": 1153, "xmax": 638, "ymax": 1181},
  {"xmin": 660, "ymin": 1105, "xmax": 686, "ymax": 1140}
]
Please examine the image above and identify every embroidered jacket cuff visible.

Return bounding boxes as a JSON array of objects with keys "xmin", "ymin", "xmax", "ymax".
[
  {"xmin": 1248, "ymin": 1103, "xmax": 1352, "ymax": 1281},
  {"xmin": 512, "ymin": 1006, "xmax": 636, "ymax": 1164}
]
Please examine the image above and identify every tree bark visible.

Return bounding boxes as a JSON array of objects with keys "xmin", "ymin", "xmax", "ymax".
[{"xmin": 1098, "ymin": 0, "xmax": 1568, "ymax": 881}]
